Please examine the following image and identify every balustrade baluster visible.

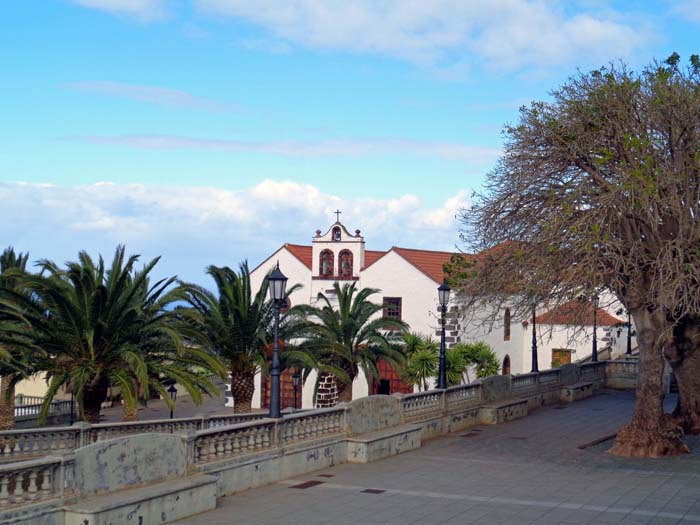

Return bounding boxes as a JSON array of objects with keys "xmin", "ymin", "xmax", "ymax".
[
  {"xmin": 41, "ymin": 466, "xmax": 52, "ymax": 498},
  {"xmin": 0, "ymin": 474, "xmax": 9, "ymax": 505},
  {"xmin": 14, "ymin": 471, "xmax": 25, "ymax": 500},
  {"xmin": 27, "ymin": 469, "xmax": 38, "ymax": 500}
]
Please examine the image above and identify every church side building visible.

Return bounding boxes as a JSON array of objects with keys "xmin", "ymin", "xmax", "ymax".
[{"xmin": 248, "ymin": 217, "xmax": 632, "ymax": 411}]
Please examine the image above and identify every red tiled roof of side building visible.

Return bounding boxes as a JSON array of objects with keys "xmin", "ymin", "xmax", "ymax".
[
  {"xmin": 284, "ymin": 244, "xmax": 312, "ymax": 269},
  {"xmin": 535, "ymin": 301, "xmax": 624, "ymax": 327},
  {"xmin": 363, "ymin": 250, "xmax": 387, "ymax": 269},
  {"xmin": 391, "ymin": 247, "xmax": 457, "ymax": 284}
]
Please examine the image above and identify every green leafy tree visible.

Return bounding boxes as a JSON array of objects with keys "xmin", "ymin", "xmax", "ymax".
[
  {"xmin": 0, "ymin": 246, "xmax": 222, "ymax": 424},
  {"xmin": 460, "ymin": 342, "xmax": 500, "ymax": 380},
  {"xmin": 180, "ymin": 262, "xmax": 305, "ymax": 413},
  {"xmin": 400, "ymin": 333, "xmax": 438, "ymax": 391},
  {"xmin": 305, "ymin": 282, "xmax": 407, "ymax": 405},
  {"xmin": 0, "ymin": 247, "xmax": 30, "ymax": 430},
  {"xmin": 454, "ymin": 55, "xmax": 700, "ymax": 457}
]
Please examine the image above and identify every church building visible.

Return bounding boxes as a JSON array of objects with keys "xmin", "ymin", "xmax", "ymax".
[{"xmin": 248, "ymin": 215, "xmax": 631, "ymax": 411}]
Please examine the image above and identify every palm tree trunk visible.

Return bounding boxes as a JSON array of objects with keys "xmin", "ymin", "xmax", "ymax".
[
  {"xmin": 122, "ymin": 404, "xmax": 139, "ymax": 422},
  {"xmin": 0, "ymin": 375, "xmax": 15, "ymax": 430},
  {"xmin": 316, "ymin": 372, "xmax": 339, "ymax": 408},
  {"xmin": 230, "ymin": 369, "xmax": 255, "ymax": 413},
  {"xmin": 337, "ymin": 381, "xmax": 353, "ymax": 403},
  {"xmin": 82, "ymin": 383, "xmax": 108, "ymax": 424}
]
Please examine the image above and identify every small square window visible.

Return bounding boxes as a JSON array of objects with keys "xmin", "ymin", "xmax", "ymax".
[{"xmin": 383, "ymin": 297, "xmax": 402, "ymax": 324}]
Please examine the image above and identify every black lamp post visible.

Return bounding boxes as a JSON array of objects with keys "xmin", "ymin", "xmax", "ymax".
[
  {"xmin": 168, "ymin": 384, "xmax": 177, "ymax": 419},
  {"xmin": 626, "ymin": 311, "xmax": 633, "ymax": 355},
  {"xmin": 268, "ymin": 263, "xmax": 288, "ymax": 419},
  {"xmin": 69, "ymin": 392, "xmax": 75, "ymax": 425},
  {"xmin": 437, "ymin": 279, "xmax": 451, "ymax": 389},
  {"xmin": 292, "ymin": 369, "xmax": 300, "ymax": 409},
  {"xmin": 531, "ymin": 302, "xmax": 539, "ymax": 373},
  {"xmin": 591, "ymin": 295, "xmax": 599, "ymax": 362}
]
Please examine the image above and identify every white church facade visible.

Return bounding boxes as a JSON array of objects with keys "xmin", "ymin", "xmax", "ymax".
[{"xmin": 248, "ymin": 217, "xmax": 632, "ymax": 411}]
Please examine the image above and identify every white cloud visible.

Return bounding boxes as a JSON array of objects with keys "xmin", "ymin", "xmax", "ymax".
[
  {"xmin": 195, "ymin": 0, "xmax": 648, "ymax": 71},
  {"xmin": 72, "ymin": 0, "xmax": 168, "ymax": 20},
  {"xmin": 670, "ymin": 0, "xmax": 700, "ymax": 23},
  {"xmin": 64, "ymin": 81, "xmax": 239, "ymax": 112},
  {"xmin": 69, "ymin": 134, "xmax": 500, "ymax": 165},
  {"xmin": 0, "ymin": 180, "xmax": 468, "ymax": 284}
]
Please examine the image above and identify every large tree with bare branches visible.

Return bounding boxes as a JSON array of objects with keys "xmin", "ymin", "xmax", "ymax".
[{"xmin": 453, "ymin": 54, "xmax": 700, "ymax": 458}]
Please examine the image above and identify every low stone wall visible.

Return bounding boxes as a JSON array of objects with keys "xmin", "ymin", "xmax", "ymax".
[{"xmin": 0, "ymin": 360, "xmax": 632, "ymax": 525}]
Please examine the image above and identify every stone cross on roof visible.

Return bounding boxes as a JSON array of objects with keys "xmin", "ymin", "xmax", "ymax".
[{"xmin": 334, "ymin": 209, "xmax": 342, "ymax": 222}]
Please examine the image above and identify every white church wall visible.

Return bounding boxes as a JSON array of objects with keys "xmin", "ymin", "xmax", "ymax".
[
  {"xmin": 249, "ymin": 248, "xmax": 313, "ymax": 308},
  {"xmin": 360, "ymin": 251, "xmax": 441, "ymax": 339}
]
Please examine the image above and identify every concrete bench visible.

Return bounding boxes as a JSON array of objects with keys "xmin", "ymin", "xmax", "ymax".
[
  {"xmin": 478, "ymin": 398, "xmax": 528, "ymax": 425},
  {"xmin": 560, "ymin": 382, "xmax": 594, "ymax": 403},
  {"xmin": 63, "ymin": 474, "xmax": 217, "ymax": 525},
  {"xmin": 347, "ymin": 424, "xmax": 421, "ymax": 463}
]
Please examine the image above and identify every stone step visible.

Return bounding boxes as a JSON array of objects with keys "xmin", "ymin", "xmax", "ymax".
[{"xmin": 64, "ymin": 474, "xmax": 217, "ymax": 525}]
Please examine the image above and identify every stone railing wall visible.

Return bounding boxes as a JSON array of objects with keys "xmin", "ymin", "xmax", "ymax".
[
  {"xmin": 0, "ymin": 412, "xmax": 264, "ymax": 462},
  {"xmin": 0, "ymin": 359, "xmax": 638, "ymax": 524}
]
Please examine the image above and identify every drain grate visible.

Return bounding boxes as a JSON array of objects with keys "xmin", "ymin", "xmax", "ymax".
[
  {"xmin": 509, "ymin": 436, "xmax": 528, "ymax": 440},
  {"xmin": 317, "ymin": 474, "xmax": 335, "ymax": 478},
  {"xmin": 290, "ymin": 481, "xmax": 325, "ymax": 489},
  {"xmin": 362, "ymin": 489, "xmax": 386, "ymax": 494}
]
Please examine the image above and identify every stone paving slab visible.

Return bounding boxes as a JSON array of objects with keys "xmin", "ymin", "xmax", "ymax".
[{"xmin": 176, "ymin": 391, "xmax": 700, "ymax": 524}]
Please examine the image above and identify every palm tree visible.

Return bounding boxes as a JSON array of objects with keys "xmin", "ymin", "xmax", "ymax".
[
  {"xmin": 454, "ymin": 342, "xmax": 500, "ymax": 382},
  {"xmin": 0, "ymin": 247, "xmax": 30, "ymax": 430},
  {"xmin": 180, "ymin": 262, "xmax": 304, "ymax": 413},
  {"xmin": 400, "ymin": 334, "xmax": 438, "ymax": 392},
  {"xmin": 0, "ymin": 246, "xmax": 223, "ymax": 424},
  {"xmin": 305, "ymin": 282, "xmax": 407, "ymax": 406}
]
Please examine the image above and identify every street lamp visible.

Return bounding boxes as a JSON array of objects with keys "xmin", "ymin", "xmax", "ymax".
[
  {"xmin": 626, "ymin": 310, "xmax": 633, "ymax": 355},
  {"xmin": 267, "ymin": 263, "xmax": 288, "ymax": 418},
  {"xmin": 168, "ymin": 384, "xmax": 178, "ymax": 419},
  {"xmin": 292, "ymin": 369, "xmax": 301, "ymax": 410},
  {"xmin": 591, "ymin": 295, "xmax": 599, "ymax": 362},
  {"xmin": 437, "ymin": 279, "xmax": 451, "ymax": 389},
  {"xmin": 531, "ymin": 302, "xmax": 539, "ymax": 373}
]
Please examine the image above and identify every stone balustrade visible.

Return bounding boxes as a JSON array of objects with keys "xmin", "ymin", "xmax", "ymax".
[
  {"xmin": 278, "ymin": 407, "xmax": 345, "ymax": 446},
  {"xmin": 189, "ymin": 419, "xmax": 277, "ymax": 464},
  {"xmin": 0, "ymin": 456, "xmax": 64, "ymax": 508},
  {"xmin": 0, "ymin": 413, "xmax": 264, "ymax": 461},
  {"xmin": 0, "ymin": 427, "xmax": 80, "ymax": 461},
  {"xmin": 0, "ymin": 359, "xmax": 641, "ymax": 525}
]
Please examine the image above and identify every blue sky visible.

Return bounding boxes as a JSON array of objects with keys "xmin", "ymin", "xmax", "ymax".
[{"xmin": 1, "ymin": 0, "xmax": 698, "ymax": 283}]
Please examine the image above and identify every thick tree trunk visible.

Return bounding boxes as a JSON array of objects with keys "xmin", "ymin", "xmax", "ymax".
[
  {"xmin": 609, "ymin": 309, "xmax": 688, "ymax": 458},
  {"xmin": 0, "ymin": 375, "xmax": 16, "ymax": 430},
  {"xmin": 337, "ymin": 381, "xmax": 353, "ymax": 403},
  {"xmin": 81, "ymin": 382, "xmax": 109, "ymax": 424},
  {"xmin": 122, "ymin": 404, "xmax": 139, "ymax": 422},
  {"xmin": 230, "ymin": 369, "xmax": 255, "ymax": 413},
  {"xmin": 666, "ymin": 320, "xmax": 700, "ymax": 434},
  {"xmin": 316, "ymin": 372, "xmax": 339, "ymax": 408}
]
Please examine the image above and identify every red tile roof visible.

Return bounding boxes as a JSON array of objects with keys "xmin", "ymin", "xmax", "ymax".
[
  {"xmin": 363, "ymin": 250, "xmax": 387, "ymax": 269},
  {"xmin": 392, "ymin": 247, "xmax": 456, "ymax": 283},
  {"xmin": 284, "ymin": 244, "xmax": 312, "ymax": 269},
  {"xmin": 535, "ymin": 301, "xmax": 624, "ymax": 327},
  {"xmin": 275, "ymin": 244, "xmax": 458, "ymax": 283}
]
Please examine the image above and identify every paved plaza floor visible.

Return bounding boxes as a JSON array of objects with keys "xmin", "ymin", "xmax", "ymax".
[{"xmin": 177, "ymin": 391, "xmax": 700, "ymax": 524}]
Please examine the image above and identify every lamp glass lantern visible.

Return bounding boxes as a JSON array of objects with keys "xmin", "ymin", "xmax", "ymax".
[
  {"xmin": 268, "ymin": 264, "xmax": 288, "ymax": 301},
  {"xmin": 168, "ymin": 384, "xmax": 178, "ymax": 403},
  {"xmin": 438, "ymin": 279, "xmax": 451, "ymax": 307}
]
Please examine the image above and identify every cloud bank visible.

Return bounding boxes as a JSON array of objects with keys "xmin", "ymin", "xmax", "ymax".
[
  {"xmin": 70, "ymin": 134, "xmax": 500, "ymax": 164},
  {"xmin": 1, "ymin": 180, "xmax": 469, "ymax": 285},
  {"xmin": 65, "ymin": 81, "xmax": 238, "ymax": 112},
  {"xmin": 71, "ymin": 1, "xmax": 650, "ymax": 72}
]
